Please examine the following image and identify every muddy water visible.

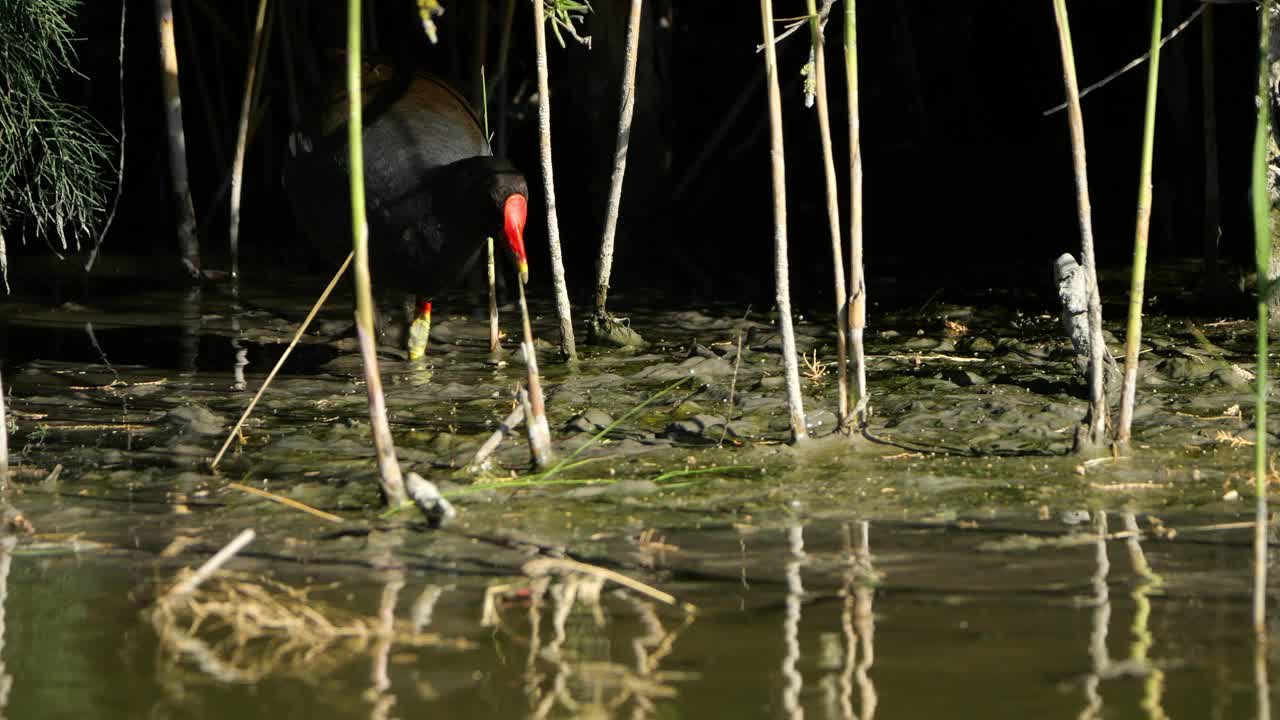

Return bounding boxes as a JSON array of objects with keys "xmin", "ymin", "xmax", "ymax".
[{"xmin": 0, "ymin": 260, "xmax": 1276, "ymax": 718}]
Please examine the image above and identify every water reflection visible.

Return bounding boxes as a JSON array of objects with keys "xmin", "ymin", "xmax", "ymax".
[
  {"xmin": 1080, "ymin": 511, "xmax": 1171, "ymax": 720},
  {"xmin": 782, "ymin": 525, "xmax": 805, "ymax": 719},
  {"xmin": 479, "ymin": 564, "xmax": 692, "ymax": 719},
  {"xmin": 0, "ymin": 535, "xmax": 15, "ymax": 720}
]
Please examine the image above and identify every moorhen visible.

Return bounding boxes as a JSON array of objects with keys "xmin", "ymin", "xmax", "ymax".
[{"xmin": 284, "ymin": 61, "xmax": 529, "ymax": 357}]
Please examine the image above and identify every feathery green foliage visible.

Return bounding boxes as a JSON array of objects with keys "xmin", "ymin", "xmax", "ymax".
[{"xmin": 0, "ymin": 0, "xmax": 112, "ymax": 278}]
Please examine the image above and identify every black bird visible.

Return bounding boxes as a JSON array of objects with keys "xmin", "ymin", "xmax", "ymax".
[{"xmin": 285, "ymin": 62, "xmax": 529, "ymax": 355}]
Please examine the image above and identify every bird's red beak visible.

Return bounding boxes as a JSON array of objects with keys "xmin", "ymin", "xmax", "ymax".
[{"xmin": 503, "ymin": 194, "xmax": 528, "ymax": 285}]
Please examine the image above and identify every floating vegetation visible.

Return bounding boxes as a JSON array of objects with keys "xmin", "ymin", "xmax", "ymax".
[{"xmin": 151, "ymin": 570, "xmax": 472, "ymax": 685}]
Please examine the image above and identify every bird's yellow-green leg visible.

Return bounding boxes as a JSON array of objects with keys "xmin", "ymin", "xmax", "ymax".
[{"xmin": 407, "ymin": 300, "xmax": 432, "ymax": 361}]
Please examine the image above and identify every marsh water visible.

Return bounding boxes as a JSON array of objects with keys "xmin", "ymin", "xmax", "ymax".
[{"xmin": 1, "ymin": 256, "xmax": 1277, "ymax": 719}]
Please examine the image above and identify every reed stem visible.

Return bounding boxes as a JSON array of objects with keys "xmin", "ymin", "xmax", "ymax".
[
  {"xmin": 531, "ymin": 0, "xmax": 578, "ymax": 361},
  {"xmin": 807, "ymin": 0, "xmax": 849, "ymax": 431},
  {"xmin": 1051, "ymin": 0, "xmax": 1109, "ymax": 450},
  {"xmin": 845, "ymin": 0, "xmax": 867, "ymax": 426},
  {"xmin": 229, "ymin": 0, "xmax": 272, "ymax": 283},
  {"xmin": 154, "ymin": 0, "xmax": 202, "ymax": 279},
  {"xmin": 1117, "ymin": 0, "xmax": 1163, "ymax": 447},
  {"xmin": 760, "ymin": 0, "xmax": 808, "ymax": 443},
  {"xmin": 592, "ymin": 0, "xmax": 643, "ymax": 327},
  {"xmin": 348, "ymin": 0, "xmax": 407, "ymax": 507},
  {"xmin": 1250, "ymin": 0, "xmax": 1272, "ymax": 637}
]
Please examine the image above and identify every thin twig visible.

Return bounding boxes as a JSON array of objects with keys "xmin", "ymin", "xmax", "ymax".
[
  {"xmin": 1042, "ymin": 5, "xmax": 1205, "ymax": 117},
  {"xmin": 211, "ymin": 253, "xmax": 353, "ymax": 469},
  {"xmin": 227, "ymin": 482, "xmax": 343, "ymax": 523}
]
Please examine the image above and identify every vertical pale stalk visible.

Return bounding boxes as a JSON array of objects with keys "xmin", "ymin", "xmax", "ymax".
[
  {"xmin": 1202, "ymin": 5, "xmax": 1221, "ymax": 279},
  {"xmin": 154, "ymin": 0, "xmax": 201, "ymax": 279},
  {"xmin": 1051, "ymin": 0, "xmax": 1108, "ymax": 449},
  {"xmin": 0, "ymin": 370, "xmax": 7, "ymax": 492},
  {"xmin": 488, "ymin": 238, "xmax": 501, "ymax": 353},
  {"xmin": 1251, "ymin": 0, "xmax": 1272, "ymax": 637},
  {"xmin": 592, "ymin": 0, "xmax": 643, "ymax": 324},
  {"xmin": 760, "ymin": 0, "xmax": 809, "ymax": 443},
  {"xmin": 229, "ymin": 0, "xmax": 271, "ymax": 282},
  {"xmin": 531, "ymin": 0, "xmax": 578, "ymax": 361},
  {"xmin": 348, "ymin": 0, "xmax": 407, "ymax": 507},
  {"xmin": 844, "ymin": 0, "xmax": 867, "ymax": 426},
  {"xmin": 518, "ymin": 279, "xmax": 554, "ymax": 468},
  {"xmin": 1117, "ymin": 0, "xmax": 1164, "ymax": 447},
  {"xmin": 808, "ymin": 0, "xmax": 849, "ymax": 430}
]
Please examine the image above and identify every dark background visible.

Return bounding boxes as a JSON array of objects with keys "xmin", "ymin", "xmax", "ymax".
[{"xmin": 7, "ymin": 0, "xmax": 1264, "ymax": 309}]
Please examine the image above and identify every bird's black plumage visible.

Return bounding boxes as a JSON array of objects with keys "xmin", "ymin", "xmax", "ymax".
[{"xmin": 285, "ymin": 63, "xmax": 529, "ymax": 298}]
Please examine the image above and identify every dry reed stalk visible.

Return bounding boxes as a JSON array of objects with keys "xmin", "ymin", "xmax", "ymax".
[
  {"xmin": 154, "ymin": 0, "xmax": 201, "ymax": 278},
  {"xmin": 518, "ymin": 279, "xmax": 554, "ymax": 468},
  {"xmin": 228, "ymin": 0, "xmax": 272, "ymax": 282},
  {"xmin": 164, "ymin": 529, "xmax": 256, "ymax": 602},
  {"xmin": 591, "ymin": 0, "xmax": 644, "ymax": 328},
  {"xmin": 1051, "ymin": 0, "xmax": 1109, "ymax": 450},
  {"xmin": 0, "ymin": 370, "xmax": 7, "ymax": 492},
  {"xmin": 844, "ymin": 0, "xmax": 868, "ymax": 426},
  {"xmin": 488, "ymin": 238, "xmax": 501, "ymax": 353},
  {"xmin": 531, "ymin": 0, "xmax": 578, "ymax": 361},
  {"xmin": 807, "ymin": 0, "xmax": 850, "ymax": 430},
  {"xmin": 760, "ymin": 0, "xmax": 808, "ymax": 442},
  {"xmin": 211, "ymin": 253, "xmax": 352, "ymax": 470}
]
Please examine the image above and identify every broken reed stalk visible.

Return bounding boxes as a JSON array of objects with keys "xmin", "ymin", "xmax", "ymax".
[
  {"xmin": 471, "ymin": 395, "xmax": 526, "ymax": 470},
  {"xmin": 1117, "ymin": 0, "xmax": 1164, "ymax": 447},
  {"xmin": 807, "ymin": 0, "xmax": 850, "ymax": 431},
  {"xmin": 531, "ymin": 0, "xmax": 578, "ymax": 361},
  {"xmin": 348, "ymin": 0, "xmax": 407, "ymax": 507},
  {"xmin": 844, "ymin": 0, "xmax": 868, "ymax": 426},
  {"xmin": 0, "ymin": 370, "xmax": 7, "ymax": 492},
  {"xmin": 1202, "ymin": 4, "xmax": 1221, "ymax": 281},
  {"xmin": 591, "ymin": 0, "xmax": 643, "ymax": 328},
  {"xmin": 164, "ymin": 529, "xmax": 256, "ymax": 602},
  {"xmin": 154, "ymin": 0, "xmax": 202, "ymax": 279},
  {"xmin": 228, "ymin": 0, "xmax": 272, "ymax": 283},
  {"xmin": 1050, "ymin": 0, "xmax": 1108, "ymax": 450},
  {"xmin": 488, "ymin": 238, "xmax": 501, "ymax": 353},
  {"xmin": 1250, "ymin": 0, "xmax": 1271, "ymax": 637},
  {"xmin": 760, "ymin": 0, "xmax": 809, "ymax": 442},
  {"xmin": 517, "ymin": 278, "xmax": 555, "ymax": 468},
  {"xmin": 210, "ymin": 253, "xmax": 353, "ymax": 470}
]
